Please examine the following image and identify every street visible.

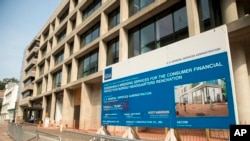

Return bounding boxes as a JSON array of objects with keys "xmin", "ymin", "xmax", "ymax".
[{"xmin": 0, "ymin": 121, "xmax": 13, "ymax": 141}]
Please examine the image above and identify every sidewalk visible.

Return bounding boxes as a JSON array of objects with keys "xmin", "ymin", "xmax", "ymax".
[{"xmin": 0, "ymin": 121, "xmax": 13, "ymax": 141}]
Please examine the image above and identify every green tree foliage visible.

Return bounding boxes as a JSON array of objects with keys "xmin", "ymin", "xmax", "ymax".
[{"xmin": 0, "ymin": 77, "xmax": 19, "ymax": 90}]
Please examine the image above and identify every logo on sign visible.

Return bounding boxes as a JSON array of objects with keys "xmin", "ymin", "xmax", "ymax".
[
  {"xmin": 104, "ymin": 68, "xmax": 112, "ymax": 80},
  {"xmin": 230, "ymin": 125, "xmax": 250, "ymax": 141}
]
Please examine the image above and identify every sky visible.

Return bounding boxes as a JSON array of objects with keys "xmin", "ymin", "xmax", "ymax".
[{"xmin": 0, "ymin": 0, "xmax": 61, "ymax": 81}]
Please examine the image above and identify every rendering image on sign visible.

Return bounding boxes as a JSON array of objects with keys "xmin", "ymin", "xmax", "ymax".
[
  {"xmin": 102, "ymin": 26, "xmax": 237, "ymax": 129},
  {"xmin": 175, "ymin": 78, "xmax": 229, "ymax": 117}
]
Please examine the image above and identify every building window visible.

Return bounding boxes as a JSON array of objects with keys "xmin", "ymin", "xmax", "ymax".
[
  {"xmin": 128, "ymin": 3, "xmax": 188, "ymax": 57},
  {"xmin": 71, "ymin": 18, "xmax": 76, "ymax": 30},
  {"xmin": 69, "ymin": 42, "xmax": 74, "ymax": 55},
  {"xmin": 129, "ymin": 0, "xmax": 154, "ymax": 16},
  {"xmin": 53, "ymin": 70, "xmax": 62, "ymax": 88},
  {"xmin": 37, "ymin": 81, "xmax": 42, "ymax": 95},
  {"xmin": 39, "ymin": 64, "xmax": 44, "ymax": 76},
  {"xmin": 59, "ymin": 8, "xmax": 69, "ymax": 23},
  {"xmin": 24, "ymin": 78, "xmax": 34, "ymax": 86},
  {"xmin": 54, "ymin": 50, "xmax": 64, "ymax": 65},
  {"xmin": 197, "ymin": 0, "xmax": 222, "ymax": 32},
  {"xmin": 47, "ymin": 59, "xmax": 50, "ymax": 70},
  {"xmin": 23, "ymin": 90, "xmax": 32, "ymax": 98},
  {"xmin": 41, "ymin": 47, "xmax": 47, "ymax": 58},
  {"xmin": 107, "ymin": 38, "xmax": 119, "ymax": 66},
  {"xmin": 73, "ymin": 0, "xmax": 78, "ymax": 7},
  {"xmin": 82, "ymin": 0, "xmax": 101, "ymax": 20},
  {"xmin": 49, "ymin": 39, "xmax": 53, "ymax": 49},
  {"xmin": 108, "ymin": 8, "xmax": 120, "ymax": 30},
  {"xmin": 26, "ymin": 67, "xmax": 35, "ymax": 75},
  {"xmin": 43, "ymin": 30, "xmax": 49, "ymax": 41},
  {"xmin": 27, "ymin": 54, "xmax": 37, "ymax": 63},
  {"xmin": 51, "ymin": 21, "xmax": 55, "ymax": 31},
  {"xmin": 80, "ymin": 23, "xmax": 100, "ymax": 47},
  {"xmin": 78, "ymin": 50, "xmax": 98, "ymax": 78},
  {"xmin": 67, "ymin": 63, "xmax": 72, "ymax": 83},
  {"xmin": 57, "ymin": 28, "xmax": 67, "ymax": 42}
]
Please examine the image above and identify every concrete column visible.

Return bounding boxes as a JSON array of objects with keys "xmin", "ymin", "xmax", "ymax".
[
  {"xmin": 100, "ymin": 12, "xmax": 108, "ymax": 35},
  {"xmin": 120, "ymin": 0, "xmax": 129, "ymax": 22},
  {"xmin": 35, "ymin": 61, "xmax": 40, "ymax": 79},
  {"xmin": 119, "ymin": 28, "xmax": 128, "ymax": 61},
  {"xmin": 74, "ymin": 34, "xmax": 80, "ymax": 52},
  {"xmin": 71, "ymin": 58, "xmax": 78, "ymax": 81},
  {"xmin": 46, "ymin": 42, "xmax": 51, "ymax": 55},
  {"xmin": 69, "ymin": 0, "xmax": 75, "ymax": 12},
  {"xmin": 50, "ymin": 54, "xmax": 55, "ymax": 69},
  {"xmin": 76, "ymin": 9, "xmax": 82, "ymax": 27},
  {"xmin": 186, "ymin": 0, "xmax": 200, "ymax": 36},
  {"xmin": 66, "ymin": 20, "xmax": 72, "ymax": 37},
  {"xmin": 79, "ymin": 82, "xmax": 101, "ymax": 130},
  {"xmin": 49, "ymin": 22, "xmax": 54, "ymax": 35},
  {"xmin": 64, "ymin": 42, "xmax": 70, "ymax": 59},
  {"xmin": 79, "ymin": 82, "xmax": 91, "ymax": 130},
  {"xmin": 50, "ymin": 93, "xmax": 56, "ymax": 120},
  {"xmin": 62, "ymin": 64, "xmax": 67, "ymax": 85},
  {"xmin": 231, "ymin": 42, "xmax": 250, "ymax": 124},
  {"xmin": 33, "ymin": 82, "xmax": 38, "ymax": 97},
  {"xmin": 52, "ymin": 36, "xmax": 57, "ymax": 49},
  {"xmin": 221, "ymin": 0, "xmax": 238, "ymax": 24},
  {"xmin": 42, "ymin": 77, "xmax": 47, "ymax": 94},
  {"xmin": 55, "ymin": 17, "xmax": 60, "ymax": 30},
  {"xmin": 16, "ymin": 106, "xmax": 24, "ymax": 122},
  {"xmin": 99, "ymin": 40, "xmax": 107, "ymax": 71},
  {"xmin": 44, "ymin": 59, "xmax": 49, "ymax": 72},
  {"xmin": 47, "ymin": 73, "xmax": 53, "ymax": 91},
  {"xmin": 62, "ymin": 89, "xmax": 74, "ymax": 128},
  {"xmin": 42, "ymin": 96, "xmax": 47, "ymax": 120}
]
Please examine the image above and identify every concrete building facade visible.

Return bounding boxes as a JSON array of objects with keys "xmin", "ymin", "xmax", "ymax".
[
  {"xmin": 17, "ymin": 0, "xmax": 250, "ymax": 130},
  {"xmin": 1, "ymin": 83, "xmax": 18, "ymax": 121}
]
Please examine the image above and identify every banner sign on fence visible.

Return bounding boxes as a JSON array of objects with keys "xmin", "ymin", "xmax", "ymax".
[{"xmin": 102, "ymin": 25, "xmax": 237, "ymax": 129}]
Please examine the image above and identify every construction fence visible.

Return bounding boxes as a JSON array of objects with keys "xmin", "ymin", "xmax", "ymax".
[{"xmin": 8, "ymin": 122, "xmax": 230, "ymax": 141}]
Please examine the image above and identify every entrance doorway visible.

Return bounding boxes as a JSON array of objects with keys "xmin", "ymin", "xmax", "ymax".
[{"xmin": 73, "ymin": 87, "xmax": 81, "ymax": 129}]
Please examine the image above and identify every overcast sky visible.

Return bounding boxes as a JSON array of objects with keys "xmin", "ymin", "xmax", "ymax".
[{"xmin": 0, "ymin": 0, "xmax": 61, "ymax": 81}]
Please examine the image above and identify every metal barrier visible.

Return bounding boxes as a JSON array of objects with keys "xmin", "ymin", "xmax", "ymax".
[
  {"xmin": 8, "ymin": 123, "xmax": 23, "ymax": 141},
  {"xmin": 62, "ymin": 130, "xmax": 141, "ymax": 141},
  {"xmin": 22, "ymin": 123, "xmax": 38, "ymax": 141},
  {"xmin": 36, "ymin": 130, "xmax": 62, "ymax": 141},
  {"xmin": 8, "ymin": 123, "xmax": 61, "ymax": 141},
  {"xmin": 8, "ymin": 122, "xmax": 230, "ymax": 141}
]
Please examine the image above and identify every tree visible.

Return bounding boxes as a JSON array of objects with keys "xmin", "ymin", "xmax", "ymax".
[{"xmin": 0, "ymin": 77, "xmax": 19, "ymax": 90}]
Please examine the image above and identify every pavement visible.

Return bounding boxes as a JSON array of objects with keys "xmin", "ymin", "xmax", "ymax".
[
  {"xmin": 0, "ymin": 121, "xmax": 13, "ymax": 141},
  {"xmin": 176, "ymin": 102, "xmax": 228, "ymax": 117}
]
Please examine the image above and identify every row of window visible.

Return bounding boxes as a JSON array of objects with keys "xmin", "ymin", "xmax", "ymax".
[
  {"xmin": 41, "ymin": 0, "xmax": 151, "ymax": 48},
  {"xmin": 34, "ymin": 0, "xmax": 223, "ymax": 94},
  {"xmin": 36, "ymin": 49, "xmax": 99, "ymax": 94},
  {"xmin": 40, "ymin": 0, "xmax": 222, "ymax": 67},
  {"xmin": 129, "ymin": 3, "xmax": 188, "ymax": 57}
]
